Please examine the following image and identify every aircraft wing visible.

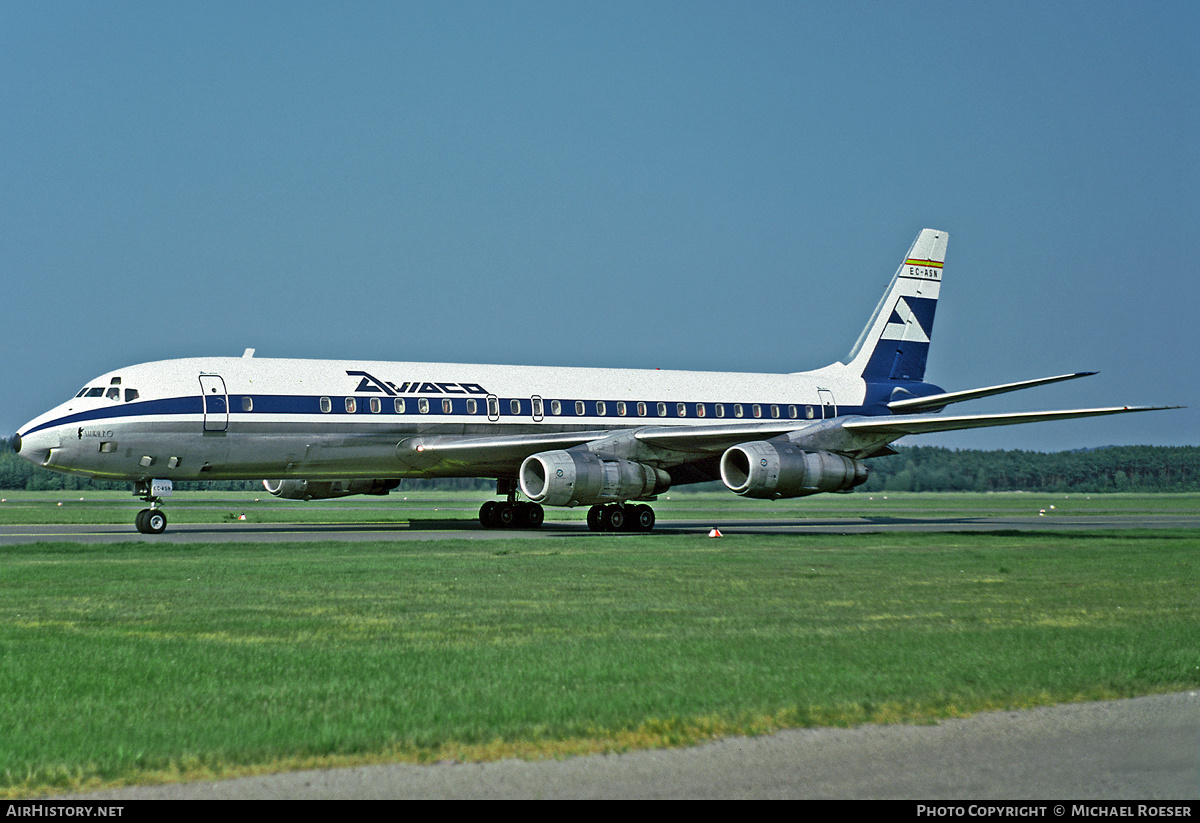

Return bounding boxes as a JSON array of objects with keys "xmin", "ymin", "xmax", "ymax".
[
  {"xmin": 395, "ymin": 405, "xmax": 1180, "ymax": 477},
  {"xmin": 841, "ymin": 405, "xmax": 1182, "ymax": 437}
]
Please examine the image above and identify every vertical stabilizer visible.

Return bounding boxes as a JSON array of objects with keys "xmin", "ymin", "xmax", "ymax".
[{"xmin": 842, "ymin": 228, "xmax": 948, "ymax": 382}]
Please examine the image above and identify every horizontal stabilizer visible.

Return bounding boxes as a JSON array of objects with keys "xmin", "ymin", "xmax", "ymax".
[{"xmin": 887, "ymin": 372, "xmax": 1098, "ymax": 413}]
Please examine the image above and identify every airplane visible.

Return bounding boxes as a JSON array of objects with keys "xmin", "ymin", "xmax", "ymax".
[{"xmin": 9, "ymin": 228, "xmax": 1179, "ymax": 534}]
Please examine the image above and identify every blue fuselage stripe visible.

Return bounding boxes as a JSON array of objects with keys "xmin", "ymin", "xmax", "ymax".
[{"xmin": 23, "ymin": 383, "xmax": 934, "ymax": 437}]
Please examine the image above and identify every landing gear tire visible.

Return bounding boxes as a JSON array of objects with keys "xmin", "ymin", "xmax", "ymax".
[
  {"xmin": 521, "ymin": 502, "xmax": 545, "ymax": 528},
  {"xmin": 136, "ymin": 509, "xmax": 167, "ymax": 535},
  {"xmin": 479, "ymin": 500, "xmax": 544, "ymax": 529},
  {"xmin": 587, "ymin": 505, "xmax": 605, "ymax": 531},
  {"xmin": 587, "ymin": 503, "xmax": 656, "ymax": 533},
  {"xmin": 604, "ymin": 505, "xmax": 626, "ymax": 531},
  {"xmin": 631, "ymin": 504, "xmax": 655, "ymax": 532}
]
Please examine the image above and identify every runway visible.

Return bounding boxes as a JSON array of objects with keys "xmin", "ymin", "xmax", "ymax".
[{"xmin": 2, "ymin": 513, "xmax": 1198, "ymax": 544}]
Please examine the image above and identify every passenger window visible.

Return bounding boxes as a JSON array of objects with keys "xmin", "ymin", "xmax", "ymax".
[
  {"xmin": 467, "ymin": 398, "xmax": 478, "ymax": 414},
  {"xmin": 596, "ymin": 401, "xmax": 606, "ymax": 416},
  {"xmin": 532, "ymin": 397, "xmax": 543, "ymax": 417},
  {"xmin": 657, "ymin": 402, "xmax": 667, "ymax": 417},
  {"xmin": 715, "ymin": 404, "xmax": 725, "ymax": 418},
  {"xmin": 510, "ymin": 399, "xmax": 520, "ymax": 415},
  {"xmin": 789, "ymin": 405, "xmax": 798, "ymax": 419},
  {"xmin": 488, "ymin": 397, "xmax": 500, "ymax": 417},
  {"xmin": 370, "ymin": 397, "xmax": 381, "ymax": 413},
  {"xmin": 806, "ymin": 405, "xmax": 814, "ymax": 419},
  {"xmin": 418, "ymin": 398, "xmax": 429, "ymax": 414},
  {"xmin": 575, "ymin": 401, "xmax": 585, "ymax": 415},
  {"xmin": 440, "ymin": 399, "xmax": 450, "ymax": 413},
  {"xmin": 321, "ymin": 397, "xmax": 332, "ymax": 413},
  {"xmin": 734, "ymin": 404, "xmax": 743, "ymax": 418},
  {"xmin": 637, "ymin": 402, "xmax": 647, "ymax": 417},
  {"xmin": 242, "ymin": 397, "xmax": 253, "ymax": 412},
  {"xmin": 345, "ymin": 397, "xmax": 357, "ymax": 413},
  {"xmin": 394, "ymin": 398, "xmax": 406, "ymax": 413},
  {"xmin": 551, "ymin": 400, "xmax": 561, "ymax": 415},
  {"xmin": 696, "ymin": 404, "xmax": 705, "ymax": 418},
  {"xmin": 752, "ymin": 404, "xmax": 761, "ymax": 419}
]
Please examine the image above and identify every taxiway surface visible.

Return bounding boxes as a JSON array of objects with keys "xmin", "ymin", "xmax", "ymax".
[
  {"xmin": 59, "ymin": 692, "xmax": 1199, "ymax": 799},
  {"xmin": 3, "ymin": 513, "xmax": 1199, "ymax": 544}
]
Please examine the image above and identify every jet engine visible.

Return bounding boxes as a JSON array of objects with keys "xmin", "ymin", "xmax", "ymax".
[
  {"xmin": 719, "ymin": 442, "xmax": 868, "ymax": 499},
  {"xmin": 519, "ymin": 449, "xmax": 670, "ymax": 507},
  {"xmin": 262, "ymin": 478, "xmax": 400, "ymax": 501}
]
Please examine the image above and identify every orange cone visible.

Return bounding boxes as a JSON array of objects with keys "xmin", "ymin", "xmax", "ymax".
[{"xmin": 708, "ymin": 528, "xmax": 723, "ymax": 538}]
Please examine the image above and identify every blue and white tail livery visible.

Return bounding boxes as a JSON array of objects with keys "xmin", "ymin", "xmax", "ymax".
[
  {"xmin": 846, "ymin": 228, "xmax": 947, "ymax": 383},
  {"xmin": 10, "ymin": 228, "xmax": 1178, "ymax": 533}
]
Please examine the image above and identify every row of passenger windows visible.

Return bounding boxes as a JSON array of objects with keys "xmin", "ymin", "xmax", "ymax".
[{"xmin": 317, "ymin": 396, "xmax": 823, "ymax": 419}]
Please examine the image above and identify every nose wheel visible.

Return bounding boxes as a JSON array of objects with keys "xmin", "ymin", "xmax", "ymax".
[
  {"xmin": 132, "ymin": 480, "xmax": 168, "ymax": 534},
  {"xmin": 135, "ymin": 508, "xmax": 168, "ymax": 534}
]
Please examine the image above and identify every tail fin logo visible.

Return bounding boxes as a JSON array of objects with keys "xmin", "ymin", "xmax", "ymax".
[{"xmin": 882, "ymin": 297, "xmax": 933, "ymax": 344}]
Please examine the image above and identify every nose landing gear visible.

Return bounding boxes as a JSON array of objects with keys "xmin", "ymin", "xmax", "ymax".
[
  {"xmin": 135, "ymin": 507, "xmax": 167, "ymax": 534},
  {"xmin": 132, "ymin": 480, "xmax": 169, "ymax": 534}
]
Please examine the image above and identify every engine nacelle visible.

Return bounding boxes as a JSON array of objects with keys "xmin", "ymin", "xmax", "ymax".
[
  {"xmin": 262, "ymin": 478, "xmax": 400, "ymax": 501},
  {"xmin": 719, "ymin": 442, "xmax": 868, "ymax": 499},
  {"xmin": 519, "ymin": 449, "xmax": 670, "ymax": 507}
]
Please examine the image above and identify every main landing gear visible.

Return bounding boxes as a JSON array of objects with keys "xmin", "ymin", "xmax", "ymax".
[
  {"xmin": 586, "ymin": 502, "xmax": 655, "ymax": 532},
  {"xmin": 478, "ymin": 499, "xmax": 545, "ymax": 529},
  {"xmin": 132, "ymin": 480, "xmax": 167, "ymax": 534},
  {"xmin": 479, "ymin": 479, "xmax": 545, "ymax": 529}
]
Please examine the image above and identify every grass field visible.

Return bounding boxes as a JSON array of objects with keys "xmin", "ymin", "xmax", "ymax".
[{"xmin": 1, "ymin": 492, "xmax": 1198, "ymax": 797}]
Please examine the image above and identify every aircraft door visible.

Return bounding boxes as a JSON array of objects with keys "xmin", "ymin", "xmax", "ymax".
[
  {"xmin": 199, "ymin": 375, "xmax": 229, "ymax": 432},
  {"xmin": 817, "ymin": 388, "xmax": 837, "ymax": 419}
]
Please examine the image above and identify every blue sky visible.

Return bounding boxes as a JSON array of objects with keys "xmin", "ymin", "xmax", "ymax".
[{"xmin": 3, "ymin": 1, "xmax": 1196, "ymax": 451}]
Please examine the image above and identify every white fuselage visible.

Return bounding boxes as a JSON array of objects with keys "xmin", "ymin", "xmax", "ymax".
[{"xmin": 16, "ymin": 355, "xmax": 875, "ymax": 483}]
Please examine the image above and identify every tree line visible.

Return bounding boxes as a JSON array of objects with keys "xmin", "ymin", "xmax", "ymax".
[{"xmin": 1, "ymin": 438, "xmax": 1196, "ymax": 494}]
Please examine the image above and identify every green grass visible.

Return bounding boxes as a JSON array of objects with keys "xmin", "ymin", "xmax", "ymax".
[{"xmin": 2, "ymin": 528, "xmax": 1198, "ymax": 796}]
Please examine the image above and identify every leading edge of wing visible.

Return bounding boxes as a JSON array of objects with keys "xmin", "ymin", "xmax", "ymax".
[{"xmin": 841, "ymin": 405, "xmax": 1183, "ymax": 437}]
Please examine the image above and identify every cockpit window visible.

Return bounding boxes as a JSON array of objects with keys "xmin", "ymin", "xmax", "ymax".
[
  {"xmin": 125, "ymin": 389, "xmax": 139, "ymax": 403},
  {"xmin": 76, "ymin": 388, "xmax": 89, "ymax": 398},
  {"xmin": 106, "ymin": 387, "xmax": 120, "ymax": 400},
  {"xmin": 86, "ymin": 388, "xmax": 104, "ymax": 398}
]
